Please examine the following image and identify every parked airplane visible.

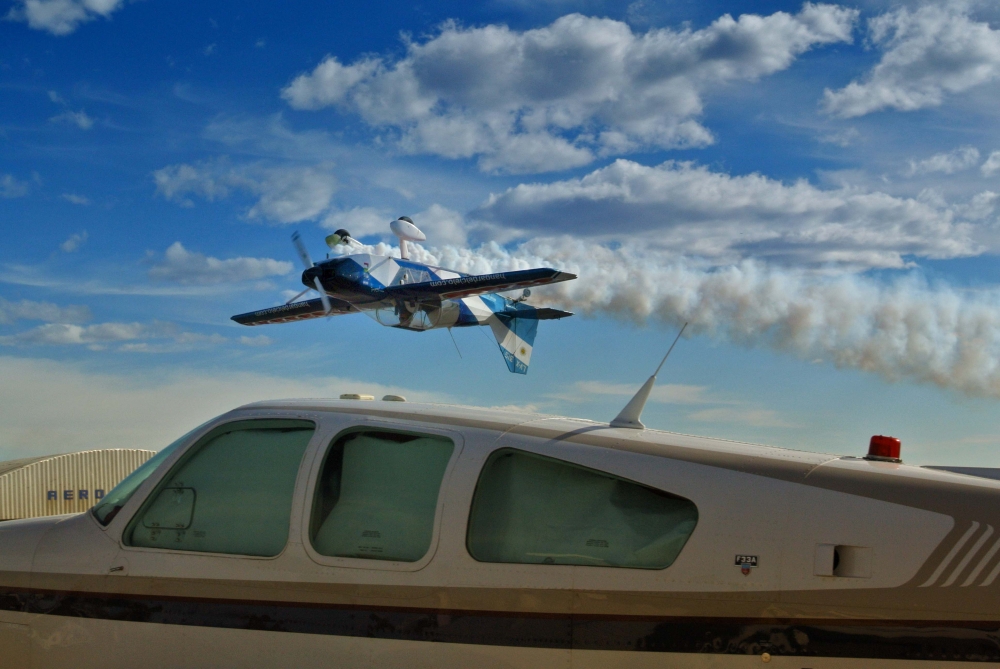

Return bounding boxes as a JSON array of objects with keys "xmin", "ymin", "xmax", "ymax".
[
  {"xmin": 231, "ymin": 218, "xmax": 576, "ymax": 374},
  {"xmin": 2, "ymin": 367, "xmax": 999, "ymax": 667}
]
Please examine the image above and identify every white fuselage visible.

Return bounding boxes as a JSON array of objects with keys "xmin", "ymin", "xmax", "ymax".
[{"xmin": 0, "ymin": 399, "xmax": 997, "ymax": 669}]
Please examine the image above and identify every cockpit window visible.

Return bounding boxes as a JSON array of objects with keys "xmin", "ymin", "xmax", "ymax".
[
  {"xmin": 309, "ymin": 430, "xmax": 454, "ymax": 562},
  {"xmin": 467, "ymin": 449, "xmax": 698, "ymax": 569},
  {"xmin": 91, "ymin": 424, "xmax": 205, "ymax": 526},
  {"xmin": 125, "ymin": 419, "xmax": 314, "ymax": 557}
]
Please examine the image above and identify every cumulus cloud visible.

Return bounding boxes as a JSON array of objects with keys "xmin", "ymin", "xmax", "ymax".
[
  {"xmin": 356, "ymin": 237, "xmax": 1000, "ymax": 399},
  {"xmin": 60, "ymin": 230, "xmax": 88, "ymax": 252},
  {"xmin": 906, "ymin": 146, "xmax": 980, "ymax": 176},
  {"xmin": 0, "ymin": 298, "xmax": 90, "ymax": 325},
  {"xmin": 148, "ymin": 242, "xmax": 293, "ymax": 285},
  {"xmin": 823, "ymin": 4, "xmax": 1000, "ymax": 117},
  {"xmin": 0, "ymin": 174, "xmax": 30, "ymax": 199},
  {"xmin": 153, "ymin": 160, "xmax": 338, "ymax": 224},
  {"xmin": 283, "ymin": 4, "xmax": 857, "ymax": 173},
  {"xmin": 50, "ymin": 110, "xmax": 94, "ymax": 129},
  {"xmin": 471, "ymin": 159, "xmax": 979, "ymax": 269},
  {"xmin": 7, "ymin": 0, "xmax": 126, "ymax": 35},
  {"xmin": 982, "ymin": 151, "xmax": 1000, "ymax": 177}
]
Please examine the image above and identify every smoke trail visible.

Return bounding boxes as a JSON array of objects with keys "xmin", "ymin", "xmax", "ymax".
[{"xmin": 350, "ymin": 238, "xmax": 1000, "ymax": 397}]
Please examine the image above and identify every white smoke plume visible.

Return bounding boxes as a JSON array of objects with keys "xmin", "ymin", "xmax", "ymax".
[{"xmin": 347, "ymin": 238, "xmax": 1000, "ymax": 398}]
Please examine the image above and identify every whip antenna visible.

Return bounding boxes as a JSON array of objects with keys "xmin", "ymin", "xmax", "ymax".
[{"xmin": 610, "ymin": 322, "xmax": 688, "ymax": 430}]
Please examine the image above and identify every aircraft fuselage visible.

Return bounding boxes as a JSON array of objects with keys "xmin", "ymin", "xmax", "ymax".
[{"xmin": 2, "ymin": 399, "xmax": 1000, "ymax": 668}]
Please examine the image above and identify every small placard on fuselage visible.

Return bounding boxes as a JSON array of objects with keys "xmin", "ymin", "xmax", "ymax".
[{"xmin": 735, "ymin": 555, "xmax": 758, "ymax": 566}]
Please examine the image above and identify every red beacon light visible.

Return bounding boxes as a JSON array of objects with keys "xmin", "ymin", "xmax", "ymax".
[{"xmin": 865, "ymin": 435, "xmax": 902, "ymax": 463}]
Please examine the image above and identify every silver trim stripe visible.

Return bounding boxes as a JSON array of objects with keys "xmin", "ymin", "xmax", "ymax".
[
  {"xmin": 963, "ymin": 535, "xmax": 1000, "ymax": 586},
  {"xmin": 920, "ymin": 522, "xmax": 1000, "ymax": 588},
  {"xmin": 943, "ymin": 524, "xmax": 993, "ymax": 586},
  {"xmin": 920, "ymin": 522, "xmax": 979, "ymax": 587}
]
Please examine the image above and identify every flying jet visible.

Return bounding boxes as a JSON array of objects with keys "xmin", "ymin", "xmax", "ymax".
[
  {"xmin": 1, "ymin": 361, "xmax": 999, "ymax": 668},
  {"xmin": 231, "ymin": 217, "xmax": 576, "ymax": 374}
]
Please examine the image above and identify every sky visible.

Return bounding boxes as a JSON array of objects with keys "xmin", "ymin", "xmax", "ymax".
[{"xmin": 4, "ymin": 0, "xmax": 1000, "ymax": 465}]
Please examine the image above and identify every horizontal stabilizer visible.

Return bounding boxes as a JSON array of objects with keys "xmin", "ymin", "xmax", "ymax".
[
  {"xmin": 384, "ymin": 267, "xmax": 575, "ymax": 301},
  {"xmin": 531, "ymin": 307, "xmax": 573, "ymax": 320},
  {"xmin": 231, "ymin": 297, "xmax": 352, "ymax": 326}
]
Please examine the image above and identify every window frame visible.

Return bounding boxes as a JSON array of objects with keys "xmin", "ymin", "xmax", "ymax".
[
  {"xmin": 115, "ymin": 413, "xmax": 321, "ymax": 561},
  {"xmin": 300, "ymin": 420, "xmax": 464, "ymax": 572},
  {"xmin": 464, "ymin": 445, "xmax": 700, "ymax": 571}
]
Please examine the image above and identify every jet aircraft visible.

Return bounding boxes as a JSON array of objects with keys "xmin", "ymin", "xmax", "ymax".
[{"xmin": 231, "ymin": 217, "xmax": 576, "ymax": 374}]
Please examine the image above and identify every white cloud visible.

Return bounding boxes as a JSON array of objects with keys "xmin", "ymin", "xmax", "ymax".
[
  {"xmin": 283, "ymin": 4, "xmax": 857, "ymax": 173},
  {"xmin": 247, "ymin": 167, "xmax": 337, "ymax": 223},
  {"xmin": 148, "ymin": 242, "xmax": 293, "ymax": 285},
  {"xmin": 906, "ymin": 146, "xmax": 980, "ymax": 176},
  {"xmin": 153, "ymin": 160, "xmax": 338, "ymax": 224},
  {"xmin": 60, "ymin": 193, "xmax": 90, "ymax": 206},
  {"xmin": 0, "ymin": 174, "xmax": 30, "ymax": 199},
  {"xmin": 955, "ymin": 190, "xmax": 1000, "ymax": 221},
  {"xmin": 982, "ymin": 151, "xmax": 1000, "ymax": 177},
  {"xmin": 49, "ymin": 110, "xmax": 94, "ymax": 129},
  {"xmin": 7, "ymin": 0, "xmax": 125, "ymax": 35},
  {"xmin": 472, "ymin": 159, "xmax": 979, "ymax": 269},
  {"xmin": 823, "ymin": 4, "xmax": 1000, "ymax": 117},
  {"xmin": 60, "ymin": 230, "xmax": 88, "ymax": 252},
  {"xmin": 407, "ymin": 204, "xmax": 467, "ymax": 247},
  {"xmin": 152, "ymin": 161, "xmax": 244, "ymax": 205},
  {"xmin": 0, "ymin": 356, "xmax": 451, "ymax": 459},
  {"xmin": 0, "ymin": 298, "xmax": 90, "ymax": 325},
  {"xmin": 323, "ymin": 207, "xmax": 393, "ymax": 239}
]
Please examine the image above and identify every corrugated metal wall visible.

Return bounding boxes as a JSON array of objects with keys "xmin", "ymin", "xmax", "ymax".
[{"xmin": 0, "ymin": 449, "xmax": 155, "ymax": 520}]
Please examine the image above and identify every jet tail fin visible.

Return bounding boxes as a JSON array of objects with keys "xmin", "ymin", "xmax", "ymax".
[{"xmin": 489, "ymin": 301, "xmax": 543, "ymax": 374}]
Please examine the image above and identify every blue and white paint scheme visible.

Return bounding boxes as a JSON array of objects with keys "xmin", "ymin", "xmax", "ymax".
[{"xmin": 232, "ymin": 219, "xmax": 575, "ymax": 374}]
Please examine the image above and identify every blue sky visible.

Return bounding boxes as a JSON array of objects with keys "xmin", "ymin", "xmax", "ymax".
[{"xmin": 5, "ymin": 0, "xmax": 1000, "ymax": 466}]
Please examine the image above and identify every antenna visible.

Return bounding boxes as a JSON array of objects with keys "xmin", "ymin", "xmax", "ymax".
[{"xmin": 610, "ymin": 322, "xmax": 688, "ymax": 430}]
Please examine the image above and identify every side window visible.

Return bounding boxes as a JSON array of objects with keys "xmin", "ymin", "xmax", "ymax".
[
  {"xmin": 126, "ymin": 419, "xmax": 315, "ymax": 557},
  {"xmin": 309, "ymin": 430, "xmax": 454, "ymax": 562},
  {"xmin": 467, "ymin": 449, "xmax": 698, "ymax": 569}
]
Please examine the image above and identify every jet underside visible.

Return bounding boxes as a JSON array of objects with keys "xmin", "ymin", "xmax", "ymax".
[{"xmin": 231, "ymin": 253, "xmax": 575, "ymax": 374}]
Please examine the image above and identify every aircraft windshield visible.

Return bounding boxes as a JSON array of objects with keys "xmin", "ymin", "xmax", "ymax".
[{"xmin": 90, "ymin": 424, "xmax": 206, "ymax": 526}]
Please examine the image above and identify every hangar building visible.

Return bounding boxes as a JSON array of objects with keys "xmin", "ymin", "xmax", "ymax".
[{"xmin": 0, "ymin": 449, "xmax": 155, "ymax": 521}]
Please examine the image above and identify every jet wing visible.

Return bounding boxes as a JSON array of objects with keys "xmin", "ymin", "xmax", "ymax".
[
  {"xmin": 231, "ymin": 297, "xmax": 353, "ymax": 326},
  {"xmin": 383, "ymin": 268, "xmax": 576, "ymax": 301}
]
